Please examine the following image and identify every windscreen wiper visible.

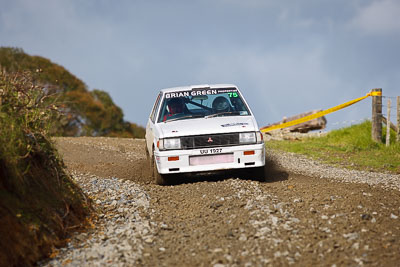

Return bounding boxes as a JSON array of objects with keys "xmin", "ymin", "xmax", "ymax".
[
  {"xmin": 165, "ymin": 114, "xmax": 205, "ymax": 122},
  {"xmin": 205, "ymin": 111, "xmax": 241, "ymax": 119}
]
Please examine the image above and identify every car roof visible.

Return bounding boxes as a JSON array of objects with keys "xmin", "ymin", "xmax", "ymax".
[{"xmin": 160, "ymin": 84, "xmax": 238, "ymax": 93}]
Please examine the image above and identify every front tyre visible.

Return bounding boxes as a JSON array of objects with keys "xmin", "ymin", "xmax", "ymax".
[
  {"xmin": 152, "ymin": 156, "xmax": 168, "ymax": 185},
  {"xmin": 145, "ymin": 145, "xmax": 152, "ymax": 169}
]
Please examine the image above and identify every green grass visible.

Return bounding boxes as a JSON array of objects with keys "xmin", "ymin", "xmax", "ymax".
[{"xmin": 266, "ymin": 121, "xmax": 400, "ymax": 174}]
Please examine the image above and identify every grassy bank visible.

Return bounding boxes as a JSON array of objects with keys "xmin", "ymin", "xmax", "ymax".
[
  {"xmin": 266, "ymin": 121, "xmax": 400, "ymax": 174},
  {"xmin": 0, "ymin": 69, "xmax": 90, "ymax": 266}
]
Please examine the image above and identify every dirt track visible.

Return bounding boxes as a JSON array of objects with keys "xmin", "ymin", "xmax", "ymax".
[{"xmin": 54, "ymin": 137, "xmax": 400, "ymax": 266}]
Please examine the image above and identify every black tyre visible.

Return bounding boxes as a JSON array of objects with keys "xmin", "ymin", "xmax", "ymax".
[
  {"xmin": 145, "ymin": 144, "xmax": 151, "ymax": 168},
  {"xmin": 152, "ymin": 155, "xmax": 168, "ymax": 185}
]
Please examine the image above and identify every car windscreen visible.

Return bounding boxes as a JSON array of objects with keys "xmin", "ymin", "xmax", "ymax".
[{"xmin": 157, "ymin": 88, "xmax": 251, "ymax": 123}]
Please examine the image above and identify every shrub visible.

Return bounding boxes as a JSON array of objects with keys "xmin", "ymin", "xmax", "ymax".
[{"xmin": 0, "ymin": 69, "xmax": 90, "ymax": 266}]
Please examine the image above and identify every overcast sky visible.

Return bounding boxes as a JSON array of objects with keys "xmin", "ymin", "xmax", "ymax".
[{"xmin": 1, "ymin": 0, "xmax": 399, "ymax": 129}]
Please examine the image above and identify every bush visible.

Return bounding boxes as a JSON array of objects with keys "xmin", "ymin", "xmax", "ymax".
[
  {"xmin": 0, "ymin": 69, "xmax": 59, "ymax": 161},
  {"xmin": 0, "ymin": 69, "xmax": 90, "ymax": 266}
]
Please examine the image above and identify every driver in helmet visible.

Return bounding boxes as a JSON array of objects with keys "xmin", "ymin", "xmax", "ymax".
[
  {"xmin": 163, "ymin": 98, "xmax": 185, "ymax": 121},
  {"xmin": 212, "ymin": 96, "xmax": 231, "ymax": 113}
]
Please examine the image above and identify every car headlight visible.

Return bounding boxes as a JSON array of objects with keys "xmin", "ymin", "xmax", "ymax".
[
  {"xmin": 159, "ymin": 138, "xmax": 181, "ymax": 150},
  {"xmin": 239, "ymin": 132, "xmax": 256, "ymax": 144}
]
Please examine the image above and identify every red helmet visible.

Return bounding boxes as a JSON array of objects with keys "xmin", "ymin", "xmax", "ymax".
[{"xmin": 167, "ymin": 98, "xmax": 184, "ymax": 114}]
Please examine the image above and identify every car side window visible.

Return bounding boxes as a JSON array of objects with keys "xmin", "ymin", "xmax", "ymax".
[{"xmin": 150, "ymin": 93, "xmax": 162, "ymax": 123}]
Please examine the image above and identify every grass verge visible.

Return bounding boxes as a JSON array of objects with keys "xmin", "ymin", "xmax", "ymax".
[{"xmin": 266, "ymin": 121, "xmax": 400, "ymax": 174}]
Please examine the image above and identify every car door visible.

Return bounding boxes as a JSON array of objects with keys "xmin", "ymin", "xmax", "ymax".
[{"xmin": 146, "ymin": 92, "xmax": 163, "ymax": 154}]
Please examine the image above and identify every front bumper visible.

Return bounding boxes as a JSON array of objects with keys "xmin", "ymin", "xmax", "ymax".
[{"xmin": 154, "ymin": 143, "xmax": 265, "ymax": 174}]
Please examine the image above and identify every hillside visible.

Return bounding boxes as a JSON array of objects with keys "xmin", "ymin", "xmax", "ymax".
[
  {"xmin": 0, "ymin": 47, "xmax": 144, "ymax": 138},
  {"xmin": 0, "ymin": 70, "xmax": 91, "ymax": 266}
]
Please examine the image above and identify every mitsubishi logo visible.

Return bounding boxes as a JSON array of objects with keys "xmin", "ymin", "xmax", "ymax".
[{"xmin": 207, "ymin": 137, "xmax": 213, "ymax": 143}]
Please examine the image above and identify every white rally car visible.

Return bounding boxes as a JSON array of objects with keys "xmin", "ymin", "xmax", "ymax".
[{"xmin": 145, "ymin": 84, "xmax": 265, "ymax": 185}]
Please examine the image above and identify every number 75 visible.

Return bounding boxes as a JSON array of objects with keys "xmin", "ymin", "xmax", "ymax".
[{"xmin": 228, "ymin": 92, "xmax": 238, "ymax": 98}]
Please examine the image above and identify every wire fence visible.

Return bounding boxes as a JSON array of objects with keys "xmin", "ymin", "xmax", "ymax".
[
  {"xmin": 318, "ymin": 92, "xmax": 399, "ymax": 145},
  {"xmin": 331, "ymin": 118, "xmax": 369, "ymax": 127},
  {"xmin": 261, "ymin": 89, "xmax": 399, "ymax": 144},
  {"xmin": 381, "ymin": 95, "xmax": 399, "ymax": 116},
  {"xmin": 380, "ymin": 94, "xmax": 400, "ymax": 145},
  {"xmin": 331, "ymin": 94, "xmax": 398, "ymax": 127}
]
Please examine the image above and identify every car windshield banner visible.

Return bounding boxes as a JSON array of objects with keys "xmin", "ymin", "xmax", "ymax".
[{"xmin": 165, "ymin": 88, "xmax": 238, "ymax": 99}]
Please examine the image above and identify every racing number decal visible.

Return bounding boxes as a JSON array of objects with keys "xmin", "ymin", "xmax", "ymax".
[{"xmin": 228, "ymin": 92, "xmax": 238, "ymax": 98}]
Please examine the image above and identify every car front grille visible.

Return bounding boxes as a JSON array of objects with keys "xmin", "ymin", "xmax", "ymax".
[{"xmin": 181, "ymin": 133, "xmax": 240, "ymax": 149}]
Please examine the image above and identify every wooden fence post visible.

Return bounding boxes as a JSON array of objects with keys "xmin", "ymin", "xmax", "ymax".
[
  {"xmin": 386, "ymin": 99, "xmax": 391, "ymax": 147},
  {"xmin": 371, "ymin": 88, "xmax": 382, "ymax": 143},
  {"xmin": 397, "ymin": 96, "xmax": 400, "ymax": 143}
]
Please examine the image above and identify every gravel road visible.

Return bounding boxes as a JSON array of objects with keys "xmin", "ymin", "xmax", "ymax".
[{"xmin": 41, "ymin": 137, "xmax": 400, "ymax": 266}]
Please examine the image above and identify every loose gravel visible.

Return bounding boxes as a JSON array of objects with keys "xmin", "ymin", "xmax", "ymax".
[
  {"xmin": 41, "ymin": 172, "xmax": 156, "ymax": 266},
  {"xmin": 266, "ymin": 149, "xmax": 400, "ymax": 191},
  {"xmin": 40, "ymin": 137, "xmax": 400, "ymax": 266}
]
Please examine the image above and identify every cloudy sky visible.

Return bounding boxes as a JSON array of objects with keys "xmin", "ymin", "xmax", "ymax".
[{"xmin": 1, "ymin": 0, "xmax": 399, "ymax": 129}]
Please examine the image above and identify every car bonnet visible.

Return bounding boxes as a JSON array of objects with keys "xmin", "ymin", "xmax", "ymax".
[{"xmin": 157, "ymin": 116, "xmax": 259, "ymax": 138}]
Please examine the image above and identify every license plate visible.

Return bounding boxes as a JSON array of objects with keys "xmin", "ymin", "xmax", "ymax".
[
  {"xmin": 190, "ymin": 153, "xmax": 234, "ymax": 166},
  {"xmin": 199, "ymin": 148, "xmax": 222, "ymax": 155}
]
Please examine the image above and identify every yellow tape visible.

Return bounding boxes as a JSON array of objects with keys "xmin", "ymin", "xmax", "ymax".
[
  {"xmin": 368, "ymin": 91, "xmax": 382, "ymax": 96},
  {"xmin": 260, "ymin": 90, "xmax": 381, "ymax": 133}
]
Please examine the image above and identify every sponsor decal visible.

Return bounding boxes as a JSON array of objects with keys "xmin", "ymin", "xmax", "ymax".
[
  {"xmin": 165, "ymin": 88, "xmax": 238, "ymax": 99},
  {"xmin": 221, "ymin": 122, "xmax": 249, "ymax": 127}
]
